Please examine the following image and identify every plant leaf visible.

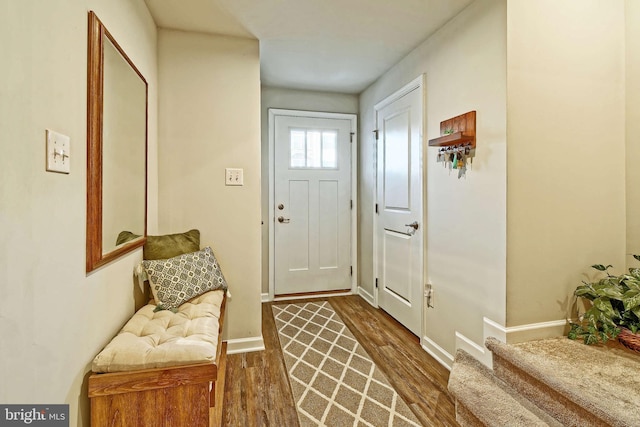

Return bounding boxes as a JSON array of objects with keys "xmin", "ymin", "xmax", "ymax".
[
  {"xmin": 598, "ymin": 287, "xmax": 625, "ymax": 299},
  {"xmin": 591, "ymin": 298, "xmax": 617, "ymax": 320},
  {"xmin": 584, "ymin": 334, "xmax": 598, "ymax": 345},
  {"xmin": 592, "ymin": 264, "xmax": 611, "ymax": 271},
  {"xmin": 623, "ymin": 293, "xmax": 640, "ymax": 310},
  {"xmin": 575, "ymin": 285, "xmax": 597, "ymax": 300},
  {"xmin": 633, "ymin": 254, "xmax": 640, "ymax": 262},
  {"xmin": 568, "ymin": 325, "xmax": 578, "ymax": 340},
  {"xmin": 629, "ymin": 268, "xmax": 640, "ymax": 280}
]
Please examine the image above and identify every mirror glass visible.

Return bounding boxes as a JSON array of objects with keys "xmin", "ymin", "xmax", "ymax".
[
  {"xmin": 87, "ymin": 11, "xmax": 147, "ymax": 272},
  {"xmin": 101, "ymin": 38, "xmax": 146, "ymax": 254}
]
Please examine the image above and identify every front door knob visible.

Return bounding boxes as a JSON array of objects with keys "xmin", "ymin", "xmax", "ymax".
[{"xmin": 278, "ymin": 216, "xmax": 290, "ymax": 223}]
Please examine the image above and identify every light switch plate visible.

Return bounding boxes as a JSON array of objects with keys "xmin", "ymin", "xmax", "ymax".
[
  {"xmin": 225, "ymin": 168, "xmax": 244, "ymax": 186},
  {"xmin": 46, "ymin": 129, "xmax": 70, "ymax": 174}
]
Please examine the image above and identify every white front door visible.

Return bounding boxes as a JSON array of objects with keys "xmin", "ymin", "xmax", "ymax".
[
  {"xmin": 375, "ymin": 79, "xmax": 424, "ymax": 336},
  {"xmin": 273, "ymin": 113, "xmax": 353, "ymax": 295}
]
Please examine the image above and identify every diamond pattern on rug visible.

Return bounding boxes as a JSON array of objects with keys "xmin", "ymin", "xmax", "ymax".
[{"xmin": 273, "ymin": 301, "xmax": 422, "ymax": 427}]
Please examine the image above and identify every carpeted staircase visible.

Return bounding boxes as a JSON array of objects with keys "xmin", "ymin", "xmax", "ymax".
[{"xmin": 448, "ymin": 337, "xmax": 640, "ymax": 427}]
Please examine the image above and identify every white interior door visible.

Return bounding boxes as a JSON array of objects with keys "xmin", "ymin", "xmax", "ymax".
[
  {"xmin": 274, "ymin": 114, "xmax": 352, "ymax": 295},
  {"xmin": 375, "ymin": 81, "xmax": 424, "ymax": 336}
]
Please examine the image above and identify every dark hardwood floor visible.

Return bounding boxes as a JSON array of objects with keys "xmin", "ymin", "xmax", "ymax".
[{"xmin": 221, "ymin": 295, "xmax": 459, "ymax": 427}]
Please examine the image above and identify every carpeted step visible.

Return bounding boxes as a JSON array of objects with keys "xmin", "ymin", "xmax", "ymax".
[
  {"xmin": 448, "ymin": 349, "xmax": 563, "ymax": 427},
  {"xmin": 486, "ymin": 336, "xmax": 640, "ymax": 427}
]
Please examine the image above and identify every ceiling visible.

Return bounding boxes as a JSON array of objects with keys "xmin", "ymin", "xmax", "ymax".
[{"xmin": 144, "ymin": 0, "xmax": 474, "ymax": 94}]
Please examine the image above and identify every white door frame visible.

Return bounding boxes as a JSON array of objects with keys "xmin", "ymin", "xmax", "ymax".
[
  {"xmin": 372, "ymin": 75, "xmax": 426, "ymax": 336},
  {"xmin": 268, "ymin": 109, "xmax": 358, "ymax": 301}
]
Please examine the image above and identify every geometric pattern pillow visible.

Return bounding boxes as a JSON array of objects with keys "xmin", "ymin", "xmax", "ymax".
[{"xmin": 142, "ymin": 246, "xmax": 227, "ymax": 310}]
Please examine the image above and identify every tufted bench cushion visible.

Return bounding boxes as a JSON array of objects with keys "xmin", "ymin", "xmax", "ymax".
[{"xmin": 92, "ymin": 289, "xmax": 225, "ymax": 373}]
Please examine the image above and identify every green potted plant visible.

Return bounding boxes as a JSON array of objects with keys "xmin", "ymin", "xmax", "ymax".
[{"xmin": 569, "ymin": 255, "xmax": 640, "ymax": 351}]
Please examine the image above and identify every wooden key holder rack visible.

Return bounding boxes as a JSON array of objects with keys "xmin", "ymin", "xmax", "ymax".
[
  {"xmin": 428, "ymin": 111, "xmax": 476, "ymax": 149},
  {"xmin": 429, "ymin": 111, "xmax": 476, "ymax": 178}
]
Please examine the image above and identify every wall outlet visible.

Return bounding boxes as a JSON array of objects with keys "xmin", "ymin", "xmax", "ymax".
[
  {"xmin": 425, "ymin": 283, "xmax": 434, "ymax": 308},
  {"xmin": 225, "ymin": 168, "xmax": 244, "ymax": 186},
  {"xmin": 46, "ymin": 129, "xmax": 70, "ymax": 174}
]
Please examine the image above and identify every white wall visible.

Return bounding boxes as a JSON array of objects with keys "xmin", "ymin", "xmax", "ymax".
[
  {"xmin": 359, "ymin": 0, "xmax": 507, "ymax": 356},
  {"xmin": 260, "ymin": 87, "xmax": 359, "ymax": 294},
  {"xmin": 157, "ymin": 29, "xmax": 263, "ymax": 344},
  {"xmin": 627, "ymin": 0, "xmax": 640, "ymax": 267},
  {"xmin": 506, "ymin": 0, "xmax": 626, "ymax": 327},
  {"xmin": 0, "ymin": 1, "xmax": 157, "ymax": 426}
]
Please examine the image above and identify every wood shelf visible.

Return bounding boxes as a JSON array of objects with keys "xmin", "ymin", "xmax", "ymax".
[
  {"xmin": 428, "ymin": 111, "xmax": 476, "ymax": 149},
  {"xmin": 427, "ymin": 131, "xmax": 474, "ymax": 147}
]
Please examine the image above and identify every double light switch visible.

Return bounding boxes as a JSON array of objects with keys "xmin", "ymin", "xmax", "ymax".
[
  {"xmin": 46, "ymin": 129, "xmax": 71, "ymax": 174},
  {"xmin": 225, "ymin": 168, "xmax": 244, "ymax": 186}
]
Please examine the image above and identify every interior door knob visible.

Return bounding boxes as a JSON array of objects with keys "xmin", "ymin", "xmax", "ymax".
[
  {"xmin": 405, "ymin": 221, "xmax": 419, "ymax": 230},
  {"xmin": 277, "ymin": 216, "xmax": 290, "ymax": 223}
]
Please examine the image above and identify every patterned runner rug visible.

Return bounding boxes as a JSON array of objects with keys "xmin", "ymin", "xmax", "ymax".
[{"xmin": 272, "ymin": 301, "xmax": 422, "ymax": 426}]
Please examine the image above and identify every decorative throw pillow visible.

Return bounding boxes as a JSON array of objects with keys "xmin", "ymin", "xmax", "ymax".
[
  {"xmin": 143, "ymin": 229, "xmax": 200, "ymax": 260},
  {"xmin": 116, "ymin": 231, "xmax": 141, "ymax": 246},
  {"xmin": 142, "ymin": 246, "xmax": 227, "ymax": 310}
]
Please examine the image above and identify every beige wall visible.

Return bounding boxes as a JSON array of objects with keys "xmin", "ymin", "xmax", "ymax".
[
  {"xmin": 157, "ymin": 29, "xmax": 262, "ymax": 341},
  {"xmin": 0, "ymin": 1, "xmax": 157, "ymax": 426},
  {"xmin": 260, "ymin": 87, "xmax": 359, "ymax": 294},
  {"xmin": 359, "ymin": 0, "xmax": 507, "ymax": 355},
  {"xmin": 506, "ymin": 0, "xmax": 626, "ymax": 327},
  {"xmin": 627, "ymin": 0, "xmax": 640, "ymax": 267},
  {"xmin": 2, "ymin": 4, "xmax": 634, "ymax": 424}
]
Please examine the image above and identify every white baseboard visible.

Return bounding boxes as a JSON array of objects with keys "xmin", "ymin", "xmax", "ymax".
[
  {"xmin": 421, "ymin": 335, "xmax": 454, "ymax": 371},
  {"xmin": 261, "ymin": 293, "xmax": 270, "ymax": 303},
  {"xmin": 455, "ymin": 331, "xmax": 492, "ymax": 368},
  {"xmin": 453, "ymin": 317, "xmax": 568, "ymax": 368},
  {"xmin": 484, "ymin": 317, "xmax": 507, "ymax": 343},
  {"xmin": 505, "ymin": 319, "xmax": 567, "ymax": 343},
  {"xmin": 225, "ymin": 336, "xmax": 265, "ymax": 355},
  {"xmin": 358, "ymin": 286, "xmax": 376, "ymax": 307},
  {"xmin": 483, "ymin": 317, "xmax": 567, "ymax": 344}
]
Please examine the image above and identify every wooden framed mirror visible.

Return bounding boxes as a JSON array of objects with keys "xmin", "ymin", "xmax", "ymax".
[{"xmin": 87, "ymin": 11, "xmax": 147, "ymax": 273}]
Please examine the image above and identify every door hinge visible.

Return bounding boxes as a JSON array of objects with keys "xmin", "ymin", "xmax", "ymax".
[
  {"xmin": 350, "ymin": 132, "xmax": 355, "ymax": 143},
  {"xmin": 375, "ymin": 278, "xmax": 379, "ymax": 289},
  {"xmin": 350, "ymin": 266, "xmax": 353, "ymax": 276},
  {"xmin": 350, "ymin": 199, "xmax": 353, "ymax": 210},
  {"xmin": 373, "ymin": 129, "xmax": 379, "ymax": 140},
  {"xmin": 375, "ymin": 203, "xmax": 379, "ymax": 214}
]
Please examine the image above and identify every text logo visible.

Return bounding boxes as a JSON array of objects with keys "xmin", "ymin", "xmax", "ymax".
[{"xmin": 0, "ymin": 405, "xmax": 68, "ymax": 426}]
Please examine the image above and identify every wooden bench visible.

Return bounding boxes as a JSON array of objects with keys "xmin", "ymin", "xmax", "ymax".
[{"xmin": 88, "ymin": 291, "xmax": 226, "ymax": 427}]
